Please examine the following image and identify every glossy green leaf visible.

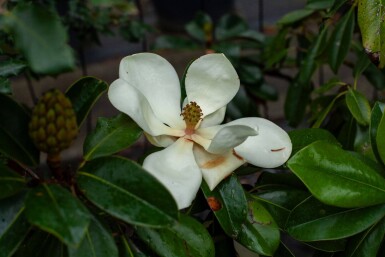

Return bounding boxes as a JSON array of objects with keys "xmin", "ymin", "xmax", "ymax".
[
  {"xmin": 285, "ymin": 79, "xmax": 312, "ymax": 127},
  {"xmin": 68, "ymin": 216, "xmax": 118, "ymax": 257},
  {"xmin": 5, "ymin": 3, "xmax": 75, "ymax": 74},
  {"xmin": 345, "ymin": 89, "xmax": 371, "ymax": 126},
  {"xmin": 263, "ymin": 29, "xmax": 288, "ymax": 69},
  {"xmin": 277, "ymin": 9, "xmax": 315, "ymax": 25},
  {"xmin": 286, "ymin": 197, "xmax": 385, "ymax": 241},
  {"xmin": 358, "ymin": 0, "xmax": 385, "ymax": 68},
  {"xmin": 119, "ymin": 236, "xmax": 150, "ymax": 257},
  {"xmin": 0, "ymin": 60, "xmax": 26, "ymax": 77},
  {"xmin": 312, "ymin": 92, "xmax": 346, "ymax": 128},
  {"xmin": 285, "ymin": 27, "xmax": 328, "ymax": 126},
  {"xmin": 0, "ymin": 94, "xmax": 39, "ymax": 167},
  {"xmin": 215, "ymin": 14, "xmax": 248, "ymax": 40},
  {"xmin": 257, "ymin": 172, "xmax": 306, "ymax": 189},
  {"xmin": 288, "ymin": 128, "xmax": 339, "ymax": 156},
  {"xmin": 14, "ymin": 229, "xmax": 66, "ymax": 257},
  {"xmin": 201, "ymin": 175, "xmax": 248, "ymax": 236},
  {"xmin": 328, "ymin": 8, "xmax": 355, "ymax": 72},
  {"xmin": 136, "ymin": 214, "xmax": 214, "ymax": 257},
  {"xmin": 236, "ymin": 197, "xmax": 280, "ymax": 256},
  {"xmin": 342, "ymin": 216, "xmax": 385, "ymax": 257},
  {"xmin": 354, "ymin": 124, "xmax": 375, "ymax": 159},
  {"xmin": 65, "ymin": 77, "xmax": 108, "ymax": 128},
  {"xmin": 185, "ymin": 12, "xmax": 212, "ymax": 42},
  {"xmin": 0, "ymin": 193, "xmax": 30, "ymax": 257},
  {"xmin": 314, "ymin": 78, "xmax": 344, "ymax": 94},
  {"xmin": 288, "ymin": 141, "xmax": 385, "ymax": 208},
  {"xmin": 83, "ymin": 114, "xmax": 142, "ymax": 160},
  {"xmin": 370, "ymin": 102, "xmax": 385, "ymax": 165},
  {"xmin": 254, "ymin": 189, "xmax": 310, "ymax": 228},
  {"xmin": 305, "ymin": 239, "xmax": 346, "ymax": 252},
  {"xmin": 0, "ymin": 162, "xmax": 26, "ymax": 199},
  {"xmin": 376, "ymin": 105, "xmax": 385, "ymax": 165},
  {"xmin": 77, "ymin": 156, "xmax": 178, "ymax": 227},
  {"xmin": 25, "ymin": 184, "xmax": 91, "ymax": 246}
]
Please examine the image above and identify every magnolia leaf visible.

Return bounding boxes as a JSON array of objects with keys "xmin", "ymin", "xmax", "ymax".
[
  {"xmin": 328, "ymin": 8, "xmax": 355, "ymax": 73},
  {"xmin": 236, "ymin": 197, "xmax": 280, "ymax": 256},
  {"xmin": 25, "ymin": 184, "xmax": 91, "ymax": 246},
  {"xmin": 201, "ymin": 175, "xmax": 248, "ymax": 236},
  {"xmin": 370, "ymin": 102, "xmax": 385, "ymax": 165},
  {"xmin": 286, "ymin": 197, "xmax": 385, "ymax": 241},
  {"xmin": 254, "ymin": 189, "xmax": 310, "ymax": 228},
  {"xmin": 288, "ymin": 141, "xmax": 385, "ymax": 208},
  {"xmin": 277, "ymin": 9, "xmax": 314, "ymax": 25},
  {"xmin": 5, "ymin": 3, "xmax": 75, "ymax": 74},
  {"xmin": 77, "ymin": 156, "xmax": 178, "ymax": 227},
  {"xmin": 285, "ymin": 27, "xmax": 328, "ymax": 126},
  {"xmin": 136, "ymin": 214, "xmax": 215, "ymax": 257},
  {"xmin": 0, "ymin": 162, "xmax": 26, "ymax": 199},
  {"xmin": 13, "ymin": 229, "xmax": 66, "ymax": 257},
  {"xmin": 0, "ymin": 94, "xmax": 39, "ymax": 167},
  {"xmin": 345, "ymin": 88, "xmax": 371, "ymax": 126},
  {"xmin": 65, "ymin": 77, "xmax": 108, "ymax": 127},
  {"xmin": 376, "ymin": 104, "xmax": 385, "ymax": 165},
  {"xmin": 0, "ymin": 193, "xmax": 30, "ymax": 257},
  {"xmin": 68, "ymin": 216, "xmax": 118, "ymax": 257},
  {"xmin": 342, "ymin": 216, "xmax": 385, "ymax": 257},
  {"xmin": 358, "ymin": 0, "xmax": 385, "ymax": 68},
  {"xmin": 288, "ymin": 128, "xmax": 339, "ymax": 156},
  {"xmin": 83, "ymin": 113, "xmax": 142, "ymax": 161}
]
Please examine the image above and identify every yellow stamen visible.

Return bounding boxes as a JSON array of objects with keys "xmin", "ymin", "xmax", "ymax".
[{"xmin": 180, "ymin": 101, "xmax": 203, "ymax": 135}]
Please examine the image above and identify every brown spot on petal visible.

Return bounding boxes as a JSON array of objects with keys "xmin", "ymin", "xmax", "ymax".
[
  {"xmin": 271, "ymin": 147, "xmax": 286, "ymax": 152},
  {"xmin": 201, "ymin": 156, "xmax": 226, "ymax": 169},
  {"xmin": 207, "ymin": 197, "xmax": 222, "ymax": 211},
  {"xmin": 232, "ymin": 149, "xmax": 244, "ymax": 161}
]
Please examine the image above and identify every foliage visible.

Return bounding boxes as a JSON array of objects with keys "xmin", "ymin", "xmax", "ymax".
[{"xmin": 2, "ymin": 0, "xmax": 385, "ymax": 256}]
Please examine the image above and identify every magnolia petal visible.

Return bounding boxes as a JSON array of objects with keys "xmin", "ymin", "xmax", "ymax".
[
  {"xmin": 119, "ymin": 53, "xmax": 184, "ymax": 129},
  {"xmin": 143, "ymin": 138, "xmax": 202, "ymax": 209},
  {"xmin": 206, "ymin": 125, "xmax": 257, "ymax": 154},
  {"xmin": 194, "ymin": 145, "xmax": 245, "ymax": 190},
  {"xmin": 230, "ymin": 118, "xmax": 292, "ymax": 168},
  {"xmin": 200, "ymin": 106, "xmax": 226, "ymax": 128},
  {"xmin": 145, "ymin": 133, "xmax": 176, "ymax": 148},
  {"xmin": 185, "ymin": 54, "xmax": 239, "ymax": 116},
  {"xmin": 108, "ymin": 78, "xmax": 184, "ymax": 137}
]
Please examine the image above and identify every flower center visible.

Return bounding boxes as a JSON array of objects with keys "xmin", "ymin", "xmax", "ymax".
[{"xmin": 181, "ymin": 101, "xmax": 203, "ymax": 135}]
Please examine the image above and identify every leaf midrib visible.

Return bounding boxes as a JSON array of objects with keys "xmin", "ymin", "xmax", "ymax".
[{"xmin": 78, "ymin": 172, "xmax": 176, "ymax": 226}]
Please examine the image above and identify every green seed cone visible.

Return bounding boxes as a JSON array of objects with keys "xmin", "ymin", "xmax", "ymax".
[{"xmin": 29, "ymin": 89, "xmax": 78, "ymax": 154}]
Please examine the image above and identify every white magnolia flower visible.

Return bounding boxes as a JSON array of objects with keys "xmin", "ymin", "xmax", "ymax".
[{"xmin": 108, "ymin": 53, "xmax": 292, "ymax": 209}]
